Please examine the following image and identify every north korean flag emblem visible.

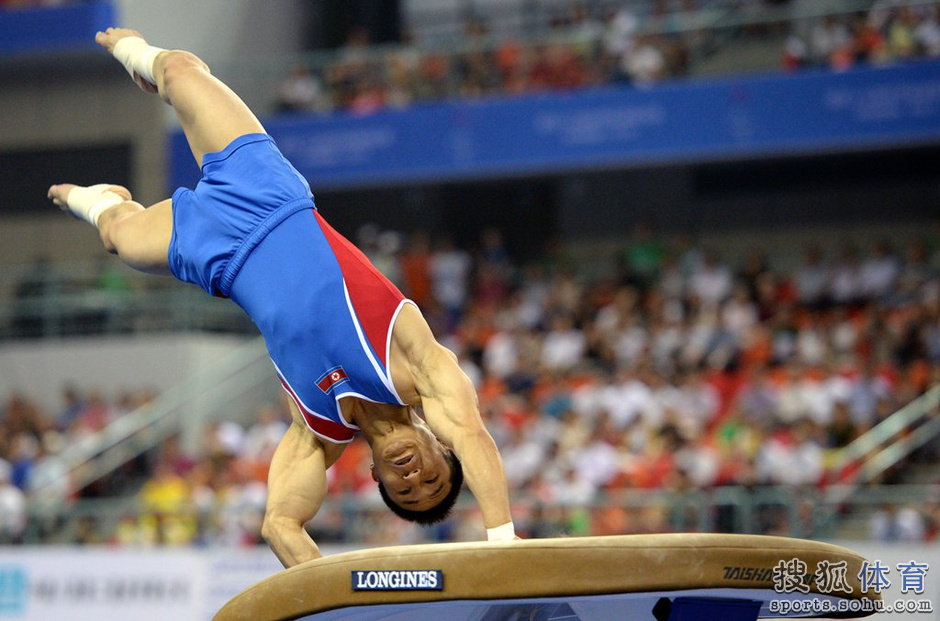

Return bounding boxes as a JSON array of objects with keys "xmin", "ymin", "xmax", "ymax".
[{"xmin": 317, "ymin": 366, "xmax": 349, "ymax": 393}]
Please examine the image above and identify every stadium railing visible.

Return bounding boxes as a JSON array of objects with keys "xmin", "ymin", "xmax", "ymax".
[
  {"xmin": 24, "ymin": 480, "xmax": 938, "ymax": 545},
  {"xmin": 26, "ymin": 336, "xmax": 273, "ymax": 504},
  {"xmin": 0, "ymin": 261, "xmax": 254, "ymax": 339},
  {"xmin": 828, "ymin": 384, "xmax": 940, "ymax": 491}
]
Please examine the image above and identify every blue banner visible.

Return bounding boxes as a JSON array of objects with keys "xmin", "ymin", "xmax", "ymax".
[
  {"xmin": 0, "ymin": 2, "xmax": 116, "ymax": 55},
  {"xmin": 170, "ymin": 61, "xmax": 940, "ymax": 192}
]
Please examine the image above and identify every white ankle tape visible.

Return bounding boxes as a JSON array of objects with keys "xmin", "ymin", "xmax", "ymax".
[
  {"xmin": 67, "ymin": 184, "xmax": 125, "ymax": 227},
  {"xmin": 486, "ymin": 522, "xmax": 515, "ymax": 541},
  {"xmin": 111, "ymin": 36, "xmax": 164, "ymax": 86}
]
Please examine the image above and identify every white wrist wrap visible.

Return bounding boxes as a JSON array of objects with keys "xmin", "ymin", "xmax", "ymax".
[
  {"xmin": 486, "ymin": 522, "xmax": 515, "ymax": 541},
  {"xmin": 66, "ymin": 184, "xmax": 125, "ymax": 227},
  {"xmin": 111, "ymin": 36, "xmax": 164, "ymax": 86}
]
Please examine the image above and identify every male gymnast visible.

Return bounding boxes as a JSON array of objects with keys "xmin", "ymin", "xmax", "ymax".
[{"xmin": 47, "ymin": 28, "xmax": 515, "ymax": 567}]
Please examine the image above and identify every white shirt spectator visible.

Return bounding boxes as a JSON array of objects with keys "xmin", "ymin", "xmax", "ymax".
[
  {"xmin": 430, "ymin": 245, "xmax": 472, "ymax": 312},
  {"xmin": 896, "ymin": 506, "xmax": 926, "ymax": 541},
  {"xmin": 276, "ymin": 65, "xmax": 323, "ymax": 113},
  {"xmin": 0, "ymin": 460, "xmax": 26, "ymax": 543},
  {"xmin": 755, "ymin": 435, "xmax": 790, "ymax": 484},
  {"xmin": 604, "ymin": 7, "xmax": 639, "ymax": 56},
  {"xmin": 810, "ymin": 17, "xmax": 851, "ymax": 62},
  {"xmin": 796, "ymin": 325, "xmax": 828, "ymax": 365},
  {"xmin": 689, "ymin": 258, "xmax": 733, "ymax": 306},
  {"xmin": 847, "ymin": 372, "xmax": 891, "ymax": 428},
  {"xmin": 612, "ymin": 322, "xmax": 648, "ymax": 367},
  {"xmin": 647, "ymin": 383, "xmax": 684, "ymax": 431},
  {"xmin": 501, "ymin": 430, "xmax": 547, "ymax": 490},
  {"xmin": 870, "ymin": 505, "xmax": 925, "ymax": 541},
  {"xmin": 483, "ymin": 330, "xmax": 519, "ymax": 378},
  {"xmin": 570, "ymin": 381, "xmax": 604, "ymax": 420},
  {"xmin": 676, "ymin": 444, "xmax": 720, "ymax": 488},
  {"xmin": 599, "ymin": 376, "xmax": 653, "ymax": 429},
  {"xmin": 915, "ymin": 8, "xmax": 940, "ymax": 56},
  {"xmin": 459, "ymin": 357, "xmax": 483, "ymax": 389},
  {"xmin": 242, "ymin": 405, "xmax": 289, "ymax": 462},
  {"xmin": 794, "ymin": 251, "xmax": 829, "ymax": 304},
  {"xmin": 650, "ymin": 319, "xmax": 686, "ymax": 369},
  {"xmin": 623, "ymin": 39, "xmax": 666, "ymax": 86},
  {"xmin": 777, "ymin": 374, "xmax": 822, "ymax": 424},
  {"xmin": 791, "ymin": 438, "xmax": 825, "ymax": 486},
  {"xmin": 675, "ymin": 375, "xmax": 720, "ymax": 430},
  {"xmin": 722, "ymin": 288, "xmax": 758, "ymax": 338},
  {"xmin": 756, "ymin": 432, "xmax": 823, "ymax": 486},
  {"xmin": 541, "ymin": 318, "xmax": 586, "ymax": 371},
  {"xmin": 830, "ymin": 313, "xmax": 858, "ymax": 355},
  {"xmin": 858, "ymin": 249, "xmax": 900, "ymax": 299},
  {"xmin": 553, "ymin": 467, "xmax": 597, "ymax": 507},
  {"xmin": 869, "ymin": 507, "xmax": 898, "ymax": 541},
  {"xmin": 819, "ymin": 374, "xmax": 854, "ymax": 423},
  {"xmin": 574, "ymin": 438, "xmax": 621, "ymax": 488},
  {"xmin": 829, "ymin": 258, "xmax": 861, "ymax": 303}
]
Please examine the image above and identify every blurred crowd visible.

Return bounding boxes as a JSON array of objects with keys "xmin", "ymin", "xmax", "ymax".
[
  {"xmin": 782, "ymin": 3, "xmax": 940, "ymax": 71},
  {"xmin": 4, "ymin": 222, "xmax": 940, "ymax": 546},
  {"xmin": 276, "ymin": 2, "xmax": 701, "ymax": 115},
  {"xmin": 275, "ymin": 1, "xmax": 940, "ymax": 116}
]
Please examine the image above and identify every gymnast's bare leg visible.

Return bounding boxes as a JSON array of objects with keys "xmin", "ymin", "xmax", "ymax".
[{"xmin": 48, "ymin": 27, "xmax": 265, "ymax": 274}]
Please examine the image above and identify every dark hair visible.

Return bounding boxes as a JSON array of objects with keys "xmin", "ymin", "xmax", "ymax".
[{"xmin": 377, "ymin": 450, "xmax": 464, "ymax": 525}]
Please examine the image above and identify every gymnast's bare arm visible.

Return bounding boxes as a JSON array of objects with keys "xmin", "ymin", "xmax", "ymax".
[
  {"xmin": 262, "ymin": 403, "xmax": 344, "ymax": 568},
  {"xmin": 392, "ymin": 305, "xmax": 514, "ymax": 532}
]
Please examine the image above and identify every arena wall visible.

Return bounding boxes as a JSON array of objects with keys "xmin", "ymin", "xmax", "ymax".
[{"xmin": 0, "ymin": 334, "xmax": 252, "ymax": 414}]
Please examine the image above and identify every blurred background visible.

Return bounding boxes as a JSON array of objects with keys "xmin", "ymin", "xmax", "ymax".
[{"xmin": 0, "ymin": 0, "xmax": 939, "ymax": 618}]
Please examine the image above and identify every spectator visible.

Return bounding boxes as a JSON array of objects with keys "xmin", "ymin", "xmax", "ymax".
[
  {"xmin": 54, "ymin": 384, "xmax": 84, "ymax": 431},
  {"xmin": 870, "ymin": 503, "xmax": 926, "ymax": 541},
  {"xmin": 400, "ymin": 231, "xmax": 433, "ymax": 307},
  {"xmin": 809, "ymin": 15, "xmax": 852, "ymax": 65},
  {"xmin": 242, "ymin": 403, "xmax": 289, "ymax": 464},
  {"xmin": 541, "ymin": 314, "xmax": 587, "ymax": 371},
  {"xmin": 782, "ymin": 34, "xmax": 808, "ymax": 71},
  {"xmin": 859, "ymin": 240, "xmax": 900, "ymax": 300},
  {"xmin": 0, "ymin": 460, "xmax": 26, "ymax": 544},
  {"xmin": 275, "ymin": 64, "xmax": 323, "ymax": 114},
  {"xmin": 914, "ymin": 6, "xmax": 940, "ymax": 57},
  {"xmin": 622, "ymin": 222, "xmax": 665, "ymax": 289},
  {"xmin": 622, "ymin": 35, "xmax": 668, "ymax": 86},
  {"xmin": 734, "ymin": 365, "xmax": 779, "ymax": 429},
  {"xmin": 846, "ymin": 363, "xmax": 892, "ymax": 430},
  {"xmin": 430, "ymin": 237, "xmax": 472, "ymax": 326},
  {"xmin": 688, "ymin": 252, "xmax": 734, "ymax": 307},
  {"xmin": 829, "ymin": 243, "xmax": 862, "ymax": 305}
]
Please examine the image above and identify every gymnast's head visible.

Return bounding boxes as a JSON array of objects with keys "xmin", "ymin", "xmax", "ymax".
[{"xmin": 370, "ymin": 424, "xmax": 464, "ymax": 525}]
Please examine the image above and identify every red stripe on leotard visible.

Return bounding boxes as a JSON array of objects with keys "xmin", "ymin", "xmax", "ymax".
[
  {"xmin": 313, "ymin": 210, "xmax": 405, "ymax": 369},
  {"xmin": 278, "ymin": 375, "xmax": 357, "ymax": 443}
]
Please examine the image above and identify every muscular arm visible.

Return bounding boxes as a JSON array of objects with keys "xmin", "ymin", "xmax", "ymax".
[
  {"xmin": 411, "ymin": 342, "xmax": 513, "ymax": 531},
  {"xmin": 261, "ymin": 420, "xmax": 329, "ymax": 568}
]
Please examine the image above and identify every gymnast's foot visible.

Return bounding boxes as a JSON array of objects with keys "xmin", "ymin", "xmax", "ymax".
[{"xmin": 96, "ymin": 27, "xmax": 163, "ymax": 95}]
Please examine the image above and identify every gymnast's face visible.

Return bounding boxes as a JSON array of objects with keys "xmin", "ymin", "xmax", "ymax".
[{"xmin": 370, "ymin": 427, "xmax": 452, "ymax": 512}]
